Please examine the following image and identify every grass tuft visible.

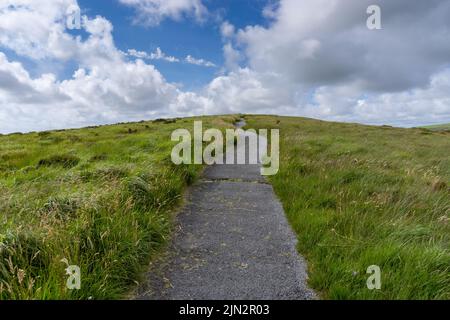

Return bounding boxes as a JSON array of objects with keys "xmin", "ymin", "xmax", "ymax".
[
  {"xmin": 247, "ymin": 115, "xmax": 450, "ymax": 300},
  {"xmin": 38, "ymin": 154, "xmax": 81, "ymax": 168},
  {"xmin": 0, "ymin": 115, "xmax": 235, "ymax": 299}
]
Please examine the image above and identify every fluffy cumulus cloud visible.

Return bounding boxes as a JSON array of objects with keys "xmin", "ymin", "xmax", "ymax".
[
  {"xmin": 0, "ymin": 0, "xmax": 79, "ymax": 60},
  {"xmin": 238, "ymin": 0, "xmax": 450, "ymax": 91},
  {"xmin": 204, "ymin": 68, "xmax": 297, "ymax": 115},
  {"xmin": 118, "ymin": 0, "xmax": 208, "ymax": 26},
  {"xmin": 1, "ymin": 0, "xmax": 450, "ymax": 133},
  {"xmin": 0, "ymin": 0, "xmax": 205, "ymax": 133},
  {"xmin": 210, "ymin": 0, "xmax": 450, "ymax": 125}
]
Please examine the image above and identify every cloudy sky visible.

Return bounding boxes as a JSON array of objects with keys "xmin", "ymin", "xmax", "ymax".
[{"xmin": 1, "ymin": 0, "xmax": 450, "ymax": 133}]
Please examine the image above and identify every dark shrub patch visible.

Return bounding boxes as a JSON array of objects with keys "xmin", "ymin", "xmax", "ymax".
[
  {"xmin": 67, "ymin": 135, "xmax": 82, "ymax": 143},
  {"xmin": 38, "ymin": 131, "xmax": 52, "ymax": 137},
  {"xmin": 38, "ymin": 154, "xmax": 80, "ymax": 168},
  {"xmin": 339, "ymin": 171, "xmax": 364, "ymax": 184},
  {"xmin": 418, "ymin": 128, "xmax": 433, "ymax": 135},
  {"xmin": 0, "ymin": 151, "xmax": 29, "ymax": 161},
  {"xmin": 89, "ymin": 154, "xmax": 108, "ymax": 162},
  {"xmin": 318, "ymin": 198, "xmax": 337, "ymax": 209},
  {"xmin": 154, "ymin": 118, "xmax": 177, "ymax": 124},
  {"xmin": 80, "ymin": 167, "xmax": 128, "ymax": 182}
]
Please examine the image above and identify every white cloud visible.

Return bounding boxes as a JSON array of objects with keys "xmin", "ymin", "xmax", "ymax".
[
  {"xmin": 219, "ymin": 22, "xmax": 241, "ymax": 71},
  {"xmin": 118, "ymin": 0, "xmax": 208, "ymax": 26},
  {"xmin": 220, "ymin": 21, "xmax": 235, "ymax": 39},
  {"xmin": 126, "ymin": 48, "xmax": 215, "ymax": 67},
  {"xmin": 0, "ymin": 51, "xmax": 85, "ymax": 133},
  {"xmin": 127, "ymin": 48, "xmax": 180, "ymax": 63},
  {"xmin": 1, "ymin": 0, "xmax": 450, "ymax": 133},
  {"xmin": 126, "ymin": 49, "xmax": 149, "ymax": 60},
  {"xmin": 185, "ymin": 55, "xmax": 216, "ymax": 68},
  {"xmin": 0, "ymin": 0, "xmax": 209, "ymax": 133},
  {"xmin": 150, "ymin": 47, "xmax": 179, "ymax": 62},
  {"xmin": 240, "ymin": 0, "xmax": 450, "ymax": 91},
  {"xmin": 193, "ymin": 68, "xmax": 297, "ymax": 117},
  {"xmin": 222, "ymin": 43, "xmax": 241, "ymax": 71},
  {"xmin": 0, "ymin": 0, "xmax": 79, "ymax": 60},
  {"xmin": 209, "ymin": 0, "xmax": 450, "ymax": 126}
]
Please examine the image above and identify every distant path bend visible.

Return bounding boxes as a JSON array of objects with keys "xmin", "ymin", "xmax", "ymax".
[{"xmin": 137, "ymin": 123, "xmax": 316, "ymax": 300}]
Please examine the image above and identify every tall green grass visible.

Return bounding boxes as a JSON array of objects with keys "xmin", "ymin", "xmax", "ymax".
[
  {"xmin": 0, "ymin": 116, "xmax": 235, "ymax": 299},
  {"xmin": 422, "ymin": 123, "xmax": 450, "ymax": 132},
  {"xmin": 246, "ymin": 115, "xmax": 450, "ymax": 299}
]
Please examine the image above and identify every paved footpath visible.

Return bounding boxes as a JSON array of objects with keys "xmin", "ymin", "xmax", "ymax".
[{"xmin": 136, "ymin": 130, "xmax": 316, "ymax": 300}]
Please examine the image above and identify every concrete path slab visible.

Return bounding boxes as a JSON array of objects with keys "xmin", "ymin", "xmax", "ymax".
[
  {"xmin": 136, "ymin": 122, "xmax": 315, "ymax": 300},
  {"xmin": 137, "ymin": 166, "xmax": 315, "ymax": 300}
]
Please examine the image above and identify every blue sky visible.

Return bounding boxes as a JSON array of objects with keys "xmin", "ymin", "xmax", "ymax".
[
  {"xmin": 76, "ymin": 0, "xmax": 267, "ymax": 90},
  {"xmin": 1, "ymin": 0, "xmax": 450, "ymax": 133}
]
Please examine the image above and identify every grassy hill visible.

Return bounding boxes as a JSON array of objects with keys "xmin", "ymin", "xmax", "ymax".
[
  {"xmin": 1, "ymin": 114, "xmax": 449, "ymax": 300},
  {"xmin": 246, "ymin": 115, "xmax": 450, "ymax": 299},
  {"xmin": 0, "ymin": 116, "xmax": 235, "ymax": 299},
  {"xmin": 422, "ymin": 123, "xmax": 450, "ymax": 131}
]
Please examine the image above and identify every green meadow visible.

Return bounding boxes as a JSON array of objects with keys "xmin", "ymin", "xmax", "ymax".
[
  {"xmin": 423, "ymin": 123, "xmax": 450, "ymax": 131},
  {"xmin": 0, "ymin": 116, "xmax": 234, "ymax": 299},
  {"xmin": 246, "ymin": 115, "xmax": 450, "ymax": 299},
  {"xmin": 1, "ymin": 114, "xmax": 449, "ymax": 300}
]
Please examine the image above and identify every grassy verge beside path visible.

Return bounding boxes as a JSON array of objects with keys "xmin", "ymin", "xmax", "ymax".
[
  {"xmin": 246, "ymin": 115, "xmax": 450, "ymax": 299},
  {"xmin": 0, "ymin": 116, "xmax": 235, "ymax": 299}
]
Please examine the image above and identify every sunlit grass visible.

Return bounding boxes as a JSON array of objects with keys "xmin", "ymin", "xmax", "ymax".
[
  {"xmin": 2, "ymin": 114, "xmax": 448, "ymax": 300},
  {"xmin": 422, "ymin": 123, "xmax": 450, "ymax": 132},
  {"xmin": 0, "ymin": 115, "xmax": 236, "ymax": 299},
  {"xmin": 246, "ymin": 115, "xmax": 450, "ymax": 300}
]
